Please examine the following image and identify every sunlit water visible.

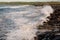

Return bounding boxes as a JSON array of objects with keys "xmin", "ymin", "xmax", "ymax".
[{"xmin": 0, "ymin": 5, "xmax": 54, "ymax": 40}]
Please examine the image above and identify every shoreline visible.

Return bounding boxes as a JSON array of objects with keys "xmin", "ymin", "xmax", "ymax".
[{"xmin": 0, "ymin": 2, "xmax": 60, "ymax": 5}]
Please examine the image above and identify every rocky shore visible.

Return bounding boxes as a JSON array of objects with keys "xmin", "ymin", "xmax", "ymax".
[{"xmin": 36, "ymin": 4, "xmax": 60, "ymax": 40}]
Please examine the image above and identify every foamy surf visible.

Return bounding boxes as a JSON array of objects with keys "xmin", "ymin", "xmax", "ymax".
[{"xmin": 0, "ymin": 5, "xmax": 54, "ymax": 40}]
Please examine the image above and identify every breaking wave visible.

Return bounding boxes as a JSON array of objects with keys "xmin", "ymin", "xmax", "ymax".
[{"xmin": 0, "ymin": 5, "xmax": 54, "ymax": 40}]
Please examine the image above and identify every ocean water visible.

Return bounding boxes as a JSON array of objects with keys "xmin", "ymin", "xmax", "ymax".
[{"xmin": 0, "ymin": 5, "xmax": 53, "ymax": 40}]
